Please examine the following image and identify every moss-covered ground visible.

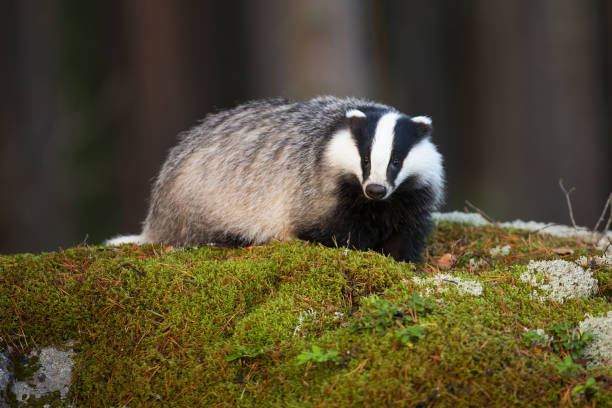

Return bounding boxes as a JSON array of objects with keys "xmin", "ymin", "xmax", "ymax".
[{"xmin": 1, "ymin": 221, "xmax": 611, "ymax": 407}]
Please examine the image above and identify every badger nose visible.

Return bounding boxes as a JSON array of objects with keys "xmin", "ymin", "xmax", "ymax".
[{"xmin": 365, "ymin": 184, "xmax": 387, "ymax": 200}]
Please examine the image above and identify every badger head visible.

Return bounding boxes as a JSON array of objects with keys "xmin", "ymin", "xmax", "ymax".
[{"xmin": 325, "ymin": 108, "xmax": 444, "ymax": 207}]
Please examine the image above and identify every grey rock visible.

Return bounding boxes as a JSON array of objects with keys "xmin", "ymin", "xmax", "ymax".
[
  {"xmin": 0, "ymin": 351, "xmax": 12, "ymax": 408},
  {"xmin": 1, "ymin": 345, "xmax": 74, "ymax": 407}
]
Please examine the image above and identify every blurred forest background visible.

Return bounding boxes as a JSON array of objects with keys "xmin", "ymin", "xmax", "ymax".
[{"xmin": 1, "ymin": 0, "xmax": 611, "ymax": 254}]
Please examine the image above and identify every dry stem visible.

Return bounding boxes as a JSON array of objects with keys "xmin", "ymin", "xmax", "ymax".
[
  {"xmin": 558, "ymin": 179, "xmax": 577, "ymax": 229},
  {"xmin": 593, "ymin": 192, "xmax": 612, "ymax": 233},
  {"xmin": 464, "ymin": 200, "xmax": 497, "ymax": 225}
]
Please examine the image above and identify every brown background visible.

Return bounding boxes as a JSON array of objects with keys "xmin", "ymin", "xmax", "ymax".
[{"xmin": 1, "ymin": 0, "xmax": 610, "ymax": 253}]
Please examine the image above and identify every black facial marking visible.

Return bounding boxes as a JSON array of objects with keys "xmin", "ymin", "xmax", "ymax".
[
  {"xmin": 386, "ymin": 116, "xmax": 428, "ymax": 187},
  {"xmin": 347, "ymin": 107, "xmax": 387, "ymax": 182},
  {"xmin": 295, "ymin": 174, "xmax": 435, "ymax": 263}
]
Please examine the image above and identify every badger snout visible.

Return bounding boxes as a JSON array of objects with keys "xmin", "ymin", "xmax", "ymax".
[{"xmin": 365, "ymin": 184, "xmax": 387, "ymax": 200}]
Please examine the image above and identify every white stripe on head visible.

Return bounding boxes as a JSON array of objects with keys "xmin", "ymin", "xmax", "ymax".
[
  {"xmin": 324, "ymin": 128, "xmax": 363, "ymax": 182},
  {"xmin": 368, "ymin": 112, "xmax": 400, "ymax": 187},
  {"xmin": 396, "ymin": 138, "xmax": 444, "ymax": 207}
]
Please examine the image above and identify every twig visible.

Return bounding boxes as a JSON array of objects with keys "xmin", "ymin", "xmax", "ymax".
[
  {"xmin": 469, "ymin": 252, "xmax": 493, "ymax": 267},
  {"xmin": 592, "ymin": 192, "xmax": 612, "ymax": 233},
  {"xmin": 570, "ymin": 326, "xmax": 581, "ymax": 358},
  {"xmin": 604, "ymin": 216, "xmax": 612, "ymax": 238},
  {"xmin": 344, "ymin": 232, "xmax": 351, "ymax": 256},
  {"xmin": 558, "ymin": 179, "xmax": 577, "ymax": 229},
  {"xmin": 78, "ymin": 233, "xmax": 89, "ymax": 247},
  {"xmin": 589, "ymin": 192, "xmax": 612, "ymax": 247},
  {"xmin": 599, "ymin": 219, "xmax": 612, "ymax": 251},
  {"xmin": 599, "ymin": 198, "xmax": 612, "ymax": 237},
  {"xmin": 464, "ymin": 200, "xmax": 496, "ymax": 224},
  {"xmin": 452, "ymin": 251, "xmax": 492, "ymax": 268},
  {"xmin": 530, "ymin": 223, "xmax": 560, "ymax": 234}
]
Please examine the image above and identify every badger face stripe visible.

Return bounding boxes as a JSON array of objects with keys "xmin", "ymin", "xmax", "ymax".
[
  {"xmin": 367, "ymin": 112, "xmax": 400, "ymax": 190},
  {"xmin": 395, "ymin": 137, "xmax": 444, "ymax": 196},
  {"xmin": 325, "ymin": 128, "xmax": 363, "ymax": 182},
  {"xmin": 386, "ymin": 117, "xmax": 423, "ymax": 187}
]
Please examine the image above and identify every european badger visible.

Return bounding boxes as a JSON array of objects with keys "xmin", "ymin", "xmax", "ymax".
[{"xmin": 107, "ymin": 96, "xmax": 444, "ymax": 262}]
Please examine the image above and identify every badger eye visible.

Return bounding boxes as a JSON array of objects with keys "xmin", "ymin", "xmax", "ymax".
[
  {"xmin": 363, "ymin": 157, "xmax": 370, "ymax": 165},
  {"xmin": 392, "ymin": 158, "xmax": 400, "ymax": 166}
]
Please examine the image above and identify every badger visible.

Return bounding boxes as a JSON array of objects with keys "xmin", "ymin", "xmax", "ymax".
[{"xmin": 106, "ymin": 96, "xmax": 444, "ymax": 262}]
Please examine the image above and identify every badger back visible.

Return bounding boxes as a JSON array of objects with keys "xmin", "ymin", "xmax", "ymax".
[{"xmin": 142, "ymin": 98, "xmax": 341, "ymax": 245}]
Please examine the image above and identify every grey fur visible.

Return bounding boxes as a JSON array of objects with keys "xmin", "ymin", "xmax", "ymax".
[
  {"xmin": 107, "ymin": 96, "xmax": 444, "ymax": 260},
  {"xmin": 144, "ymin": 96, "xmax": 385, "ymax": 245}
]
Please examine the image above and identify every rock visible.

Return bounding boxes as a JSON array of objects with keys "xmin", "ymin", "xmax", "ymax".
[{"xmin": 0, "ymin": 345, "xmax": 74, "ymax": 407}]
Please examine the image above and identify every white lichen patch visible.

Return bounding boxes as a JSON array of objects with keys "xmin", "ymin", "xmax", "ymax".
[
  {"xmin": 293, "ymin": 309, "xmax": 317, "ymax": 337},
  {"xmin": 579, "ymin": 311, "xmax": 612, "ymax": 367},
  {"xmin": 526, "ymin": 290, "xmax": 547, "ymax": 303},
  {"xmin": 433, "ymin": 212, "xmax": 612, "ymax": 246},
  {"xmin": 489, "ymin": 245, "xmax": 511, "ymax": 256},
  {"xmin": 519, "ymin": 260, "xmax": 598, "ymax": 303},
  {"xmin": 596, "ymin": 237, "xmax": 612, "ymax": 251},
  {"xmin": 432, "ymin": 211, "xmax": 489, "ymax": 227},
  {"xmin": 412, "ymin": 274, "xmax": 483, "ymax": 296},
  {"xmin": 497, "ymin": 221, "xmax": 611, "ymax": 248},
  {"xmin": 469, "ymin": 258, "xmax": 487, "ymax": 271},
  {"xmin": 576, "ymin": 252, "xmax": 612, "ymax": 268}
]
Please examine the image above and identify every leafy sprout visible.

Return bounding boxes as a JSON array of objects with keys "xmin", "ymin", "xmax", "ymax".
[{"xmin": 295, "ymin": 345, "xmax": 339, "ymax": 365}]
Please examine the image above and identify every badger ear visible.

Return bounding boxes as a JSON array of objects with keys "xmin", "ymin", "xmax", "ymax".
[
  {"xmin": 346, "ymin": 109, "xmax": 366, "ymax": 119},
  {"xmin": 346, "ymin": 109, "xmax": 367, "ymax": 133},
  {"xmin": 411, "ymin": 116, "xmax": 433, "ymax": 138}
]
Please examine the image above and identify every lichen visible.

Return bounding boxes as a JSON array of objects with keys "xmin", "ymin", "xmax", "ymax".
[
  {"xmin": 411, "ymin": 273, "xmax": 483, "ymax": 296},
  {"xmin": 579, "ymin": 311, "xmax": 612, "ymax": 367},
  {"xmin": 433, "ymin": 211, "xmax": 612, "ymax": 247},
  {"xmin": 489, "ymin": 245, "xmax": 511, "ymax": 256},
  {"xmin": 432, "ymin": 211, "xmax": 489, "ymax": 226},
  {"xmin": 576, "ymin": 253, "xmax": 612, "ymax": 268},
  {"xmin": 519, "ymin": 260, "xmax": 598, "ymax": 303}
]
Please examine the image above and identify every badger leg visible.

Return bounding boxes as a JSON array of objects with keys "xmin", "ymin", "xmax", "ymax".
[{"xmin": 381, "ymin": 221, "xmax": 431, "ymax": 263}]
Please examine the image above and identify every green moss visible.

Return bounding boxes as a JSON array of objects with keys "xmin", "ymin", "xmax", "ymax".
[
  {"xmin": 15, "ymin": 390, "xmax": 64, "ymax": 408},
  {"xmin": 8, "ymin": 353, "xmax": 40, "ymax": 383},
  {"xmin": 1, "ymin": 223, "xmax": 611, "ymax": 407}
]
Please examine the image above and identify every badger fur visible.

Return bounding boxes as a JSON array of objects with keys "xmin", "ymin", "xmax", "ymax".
[{"xmin": 107, "ymin": 96, "xmax": 444, "ymax": 262}]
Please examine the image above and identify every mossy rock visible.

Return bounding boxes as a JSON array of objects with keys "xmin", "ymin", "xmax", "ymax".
[{"xmin": 1, "ymin": 222, "xmax": 611, "ymax": 407}]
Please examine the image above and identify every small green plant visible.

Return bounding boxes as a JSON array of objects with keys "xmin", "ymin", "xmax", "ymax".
[
  {"xmin": 521, "ymin": 329, "xmax": 550, "ymax": 348},
  {"xmin": 395, "ymin": 324, "xmax": 426, "ymax": 346},
  {"xmin": 295, "ymin": 345, "xmax": 339, "ymax": 365},
  {"xmin": 553, "ymin": 355, "xmax": 584, "ymax": 377},
  {"xmin": 571, "ymin": 377, "xmax": 599, "ymax": 402},
  {"xmin": 405, "ymin": 292, "xmax": 435, "ymax": 314},
  {"xmin": 349, "ymin": 293, "xmax": 434, "ymax": 333},
  {"xmin": 547, "ymin": 322, "xmax": 593, "ymax": 359},
  {"xmin": 350, "ymin": 295, "xmax": 403, "ymax": 332},
  {"xmin": 226, "ymin": 345, "xmax": 270, "ymax": 361}
]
